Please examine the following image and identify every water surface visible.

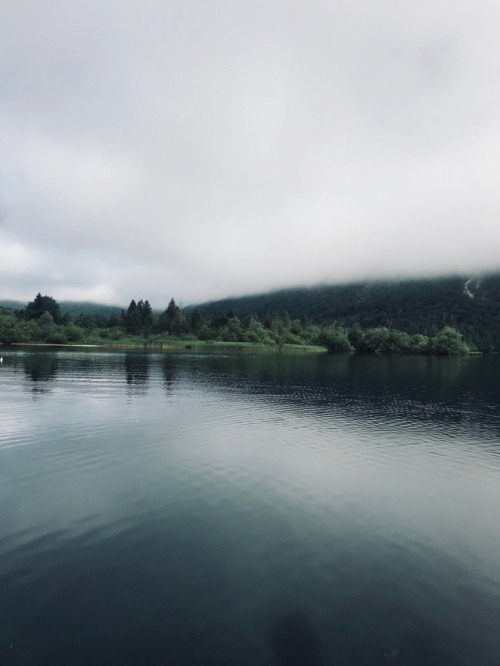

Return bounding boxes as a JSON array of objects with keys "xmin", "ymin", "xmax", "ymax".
[{"xmin": 1, "ymin": 349, "xmax": 500, "ymax": 665}]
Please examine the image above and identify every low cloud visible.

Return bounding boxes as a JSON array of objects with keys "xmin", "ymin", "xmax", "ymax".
[{"xmin": 1, "ymin": 0, "xmax": 499, "ymax": 308}]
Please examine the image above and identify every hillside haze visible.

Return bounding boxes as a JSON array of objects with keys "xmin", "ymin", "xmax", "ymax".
[
  {"xmin": 0, "ymin": 301, "xmax": 124, "ymax": 319},
  {"xmin": 3, "ymin": 273, "xmax": 500, "ymax": 351},
  {"xmin": 187, "ymin": 273, "xmax": 500, "ymax": 351}
]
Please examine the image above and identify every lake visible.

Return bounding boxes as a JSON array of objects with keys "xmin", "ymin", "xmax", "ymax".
[{"xmin": 1, "ymin": 348, "xmax": 500, "ymax": 665}]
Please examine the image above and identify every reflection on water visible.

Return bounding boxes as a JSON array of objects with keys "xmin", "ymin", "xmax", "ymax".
[
  {"xmin": 22, "ymin": 352, "xmax": 59, "ymax": 383},
  {"xmin": 124, "ymin": 352, "xmax": 150, "ymax": 397},
  {"xmin": 161, "ymin": 356, "xmax": 177, "ymax": 394},
  {"xmin": 21, "ymin": 352, "xmax": 59, "ymax": 397},
  {"xmin": 1, "ymin": 349, "xmax": 500, "ymax": 665},
  {"xmin": 270, "ymin": 611, "xmax": 323, "ymax": 666},
  {"xmin": 124, "ymin": 351, "xmax": 150, "ymax": 385}
]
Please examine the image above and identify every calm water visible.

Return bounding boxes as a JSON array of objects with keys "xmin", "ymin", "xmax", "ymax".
[{"xmin": 1, "ymin": 349, "xmax": 500, "ymax": 665}]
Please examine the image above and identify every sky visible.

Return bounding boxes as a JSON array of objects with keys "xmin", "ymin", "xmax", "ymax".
[{"xmin": 1, "ymin": 0, "xmax": 499, "ymax": 308}]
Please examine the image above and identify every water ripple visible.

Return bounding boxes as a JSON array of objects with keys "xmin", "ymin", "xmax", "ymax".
[{"xmin": 1, "ymin": 350, "xmax": 500, "ymax": 665}]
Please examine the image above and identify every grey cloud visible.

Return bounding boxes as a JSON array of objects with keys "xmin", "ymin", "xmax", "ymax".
[{"xmin": 1, "ymin": 0, "xmax": 499, "ymax": 308}]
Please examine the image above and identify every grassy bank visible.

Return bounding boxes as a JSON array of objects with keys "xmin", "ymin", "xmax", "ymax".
[{"xmin": 8, "ymin": 340, "xmax": 326, "ymax": 353}]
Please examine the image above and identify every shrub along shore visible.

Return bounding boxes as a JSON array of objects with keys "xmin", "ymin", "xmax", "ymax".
[{"xmin": 0, "ymin": 293, "xmax": 475, "ymax": 355}]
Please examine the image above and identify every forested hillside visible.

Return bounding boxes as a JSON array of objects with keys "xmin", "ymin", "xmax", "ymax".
[
  {"xmin": 0, "ymin": 300, "xmax": 124, "ymax": 320},
  {"xmin": 187, "ymin": 274, "xmax": 500, "ymax": 351},
  {"xmin": 2, "ymin": 273, "xmax": 499, "ymax": 352},
  {"xmin": 0, "ymin": 292, "xmax": 473, "ymax": 355}
]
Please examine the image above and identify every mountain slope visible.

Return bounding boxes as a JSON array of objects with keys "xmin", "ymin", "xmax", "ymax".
[
  {"xmin": 0, "ymin": 300, "xmax": 124, "ymax": 319},
  {"xmin": 187, "ymin": 273, "xmax": 500, "ymax": 351}
]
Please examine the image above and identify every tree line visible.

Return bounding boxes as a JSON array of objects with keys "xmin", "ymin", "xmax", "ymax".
[
  {"xmin": 0, "ymin": 293, "xmax": 472, "ymax": 355},
  {"xmin": 184, "ymin": 273, "xmax": 500, "ymax": 352}
]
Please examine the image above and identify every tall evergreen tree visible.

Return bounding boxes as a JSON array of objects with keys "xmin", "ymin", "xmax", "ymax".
[
  {"xmin": 25, "ymin": 293, "xmax": 62, "ymax": 323},
  {"xmin": 125, "ymin": 300, "xmax": 142, "ymax": 334},
  {"xmin": 190, "ymin": 309, "xmax": 201, "ymax": 331},
  {"xmin": 138, "ymin": 300, "xmax": 153, "ymax": 335}
]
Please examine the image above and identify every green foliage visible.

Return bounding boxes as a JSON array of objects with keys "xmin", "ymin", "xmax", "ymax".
[
  {"xmin": 246, "ymin": 317, "xmax": 276, "ymax": 344},
  {"xmin": 139, "ymin": 300, "xmax": 153, "ymax": 334},
  {"xmin": 65, "ymin": 323, "xmax": 85, "ymax": 343},
  {"xmin": 190, "ymin": 309, "xmax": 202, "ymax": 331},
  {"xmin": 157, "ymin": 298, "xmax": 188, "ymax": 335},
  {"xmin": 75, "ymin": 313, "xmax": 96, "ymax": 329},
  {"xmin": 45, "ymin": 329, "xmax": 68, "ymax": 345},
  {"xmin": 125, "ymin": 300, "xmax": 141, "ymax": 334},
  {"xmin": 218, "ymin": 316, "xmax": 244, "ymax": 342},
  {"xmin": 124, "ymin": 299, "xmax": 154, "ymax": 336},
  {"xmin": 60, "ymin": 301, "xmax": 123, "ymax": 320},
  {"xmin": 0, "ymin": 313, "xmax": 25, "ymax": 343},
  {"xmin": 0, "ymin": 291, "xmax": 474, "ymax": 355},
  {"xmin": 39, "ymin": 311, "xmax": 54, "ymax": 326},
  {"xmin": 348, "ymin": 323, "xmax": 363, "ymax": 348},
  {"xmin": 186, "ymin": 273, "xmax": 500, "ymax": 351},
  {"xmin": 431, "ymin": 327, "xmax": 470, "ymax": 355},
  {"xmin": 25, "ymin": 293, "xmax": 62, "ymax": 323},
  {"xmin": 408, "ymin": 334, "xmax": 430, "ymax": 354},
  {"xmin": 356, "ymin": 328, "xmax": 408, "ymax": 354},
  {"xmin": 197, "ymin": 324, "xmax": 212, "ymax": 341},
  {"xmin": 316, "ymin": 328, "xmax": 354, "ymax": 353}
]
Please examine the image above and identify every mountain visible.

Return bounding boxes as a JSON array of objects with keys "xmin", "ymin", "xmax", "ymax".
[
  {"xmin": 0, "ymin": 300, "xmax": 26, "ymax": 311},
  {"xmin": 0, "ymin": 300, "xmax": 124, "ymax": 319},
  {"xmin": 58, "ymin": 301, "xmax": 124, "ymax": 319},
  {"xmin": 187, "ymin": 273, "xmax": 500, "ymax": 351}
]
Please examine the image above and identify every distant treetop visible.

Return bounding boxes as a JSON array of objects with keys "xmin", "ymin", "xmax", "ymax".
[{"xmin": 25, "ymin": 293, "xmax": 62, "ymax": 324}]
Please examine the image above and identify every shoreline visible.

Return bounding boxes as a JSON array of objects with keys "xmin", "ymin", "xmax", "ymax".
[
  {"xmin": 4, "ymin": 341, "xmax": 326, "ymax": 353},
  {"xmin": 0, "ymin": 341, "xmax": 483, "ymax": 356}
]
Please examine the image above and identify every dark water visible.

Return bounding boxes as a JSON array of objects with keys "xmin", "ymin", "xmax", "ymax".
[{"xmin": 1, "ymin": 349, "xmax": 500, "ymax": 665}]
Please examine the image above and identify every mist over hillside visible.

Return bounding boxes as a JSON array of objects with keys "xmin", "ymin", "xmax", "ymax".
[
  {"xmin": 187, "ymin": 273, "xmax": 500, "ymax": 351},
  {"xmin": 3, "ymin": 273, "xmax": 500, "ymax": 351},
  {"xmin": 0, "ymin": 300, "xmax": 125, "ymax": 319}
]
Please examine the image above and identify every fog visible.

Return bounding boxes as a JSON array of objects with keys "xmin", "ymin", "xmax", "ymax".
[{"xmin": 1, "ymin": 1, "xmax": 499, "ymax": 307}]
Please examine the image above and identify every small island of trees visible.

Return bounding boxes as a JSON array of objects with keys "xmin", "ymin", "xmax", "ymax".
[{"xmin": 0, "ymin": 293, "xmax": 474, "ymax": 355}]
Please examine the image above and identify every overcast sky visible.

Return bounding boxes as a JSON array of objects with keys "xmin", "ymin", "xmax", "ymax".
[{"xmin": 1, "ymin": 0, "xmax": 499, "ymax": 308}]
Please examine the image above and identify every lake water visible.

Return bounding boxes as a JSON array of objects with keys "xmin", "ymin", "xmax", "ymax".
[{"xmin": 1, "ymin": 348, "xmax": 500, "ymax": 665}]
